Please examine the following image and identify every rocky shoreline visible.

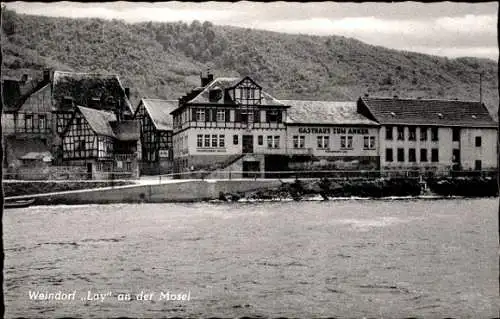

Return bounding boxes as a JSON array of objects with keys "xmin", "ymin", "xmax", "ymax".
[{"xmin": 217, "ymin": 177, "xmax": 498, "ymax": 202}]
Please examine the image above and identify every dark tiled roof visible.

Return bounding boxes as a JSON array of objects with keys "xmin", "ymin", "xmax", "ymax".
[
  {"xmin": 111, "ymin": 120, "xmax": 140, "ymax": 141},
  {"xmin": 187, "ymin": 76, "xmax": 285, "ymax": 106},
  {"xmin": 77, "ymin": 105, "xmax": 117, "ymax": 137},
  {"xmin": 282, "ymin": 100, "xmax": 379, "ymax": 126},
  {"xmin": 141, "ymin": 99, "xmax": 177, "ymax": 131},
  {"xmin": 360, "ymin": 97, "xmax": 497, "ymax": 127},
  {"xmin": 53, "ymin": 71, "xmax": 133, "ymax": 114}
]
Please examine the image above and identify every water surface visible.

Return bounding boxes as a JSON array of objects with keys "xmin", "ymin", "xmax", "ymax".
[{"xmin": 4, "ymin": 199, "xmax": 499, "ymax": 317}]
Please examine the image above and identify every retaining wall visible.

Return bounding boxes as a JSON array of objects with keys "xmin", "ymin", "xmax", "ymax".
[{"xmin": 7, "ymin": 179, "xmax": 283, "ymax": 205}]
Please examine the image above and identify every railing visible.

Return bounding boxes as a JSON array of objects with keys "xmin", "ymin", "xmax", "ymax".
[{"xmin": 152, "ymin": 169, "xmax": 498, "ymax": 184}]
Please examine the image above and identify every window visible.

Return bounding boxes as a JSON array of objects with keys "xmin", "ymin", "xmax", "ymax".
[
  {"xmin": 299, "ymin": 136, "xmax": 305, "ymax": 148},
  {"xmin": 340, "ymin": 135, "xmax": 353, "ymax": 149},
  {"xmin": 420, "ymin": 127, "xmax": 427, "ymax": 141},
  {"xmin": 409, "ymin": 127, "xmax": 416, "ymax": 141},
  {"xmin": 475, "ymin": 160, "xmax": 482, "ymax": 171},
  {"xmin": 233, "ymin": 135, "xmax": 239, "ymax": 145},
  {"xmin": 196, "ymin": 109, "xmax": 205, "ymax": 122},
  {"xmin": 363, "ymin": 136, "xmax": 376, "ymax": 149},
  {"xmin": 197, "ymin": 134, "xmax": 203, "ymax": 147},
  {"xmin": 25, "ymin": 115, "xmax": 33, "ymax": 130},
  {"xmin": 258, "ymin": 135, "xmax": 263, "ymax": 146},
  {"xmin": 274, "ymin": 136, "xmax": 280, "ymax": 148},
  {"xmin": 386, "ymin": 126, "xmax": 393, "ymax": 140},
  {"xmin": 39, "ymin": 115, "xmax": 46, "ymax": 130},
  {"xmin": 409, "ymin": 148, "xmax": 416, "ymax": 162},
  {"xmin": 475, "ymin": 136, "xmax": 482, "ymax": 147},
  {"xmin": 317, "ymin": 136, "xmax": 329, "ymax": 149},
  {"xmin": 431, "ymin": 127, "xmax": 438, "ymax": 141},
  {"xmin": 116, "ymin": 161, "xmax": 123, "ymax": 169},
  {"xmin": 267, "ymin": 136, "xmax": 280, "ymax": 148},
  {"xmin": 266, "ymin": 110, "xmax": 282, "ymax": 123},
  {"xmin": 219, "ymin": 135, "xmax": 225, "ymax": 148},
  {"xmin": 431, "ymin": 148, "xmax": 439, "ymax": 162},
  {"xmin": 211, "ymin": 134, "xmax": 218, "ymax": 147},
  {"xmin": 216, "ymin": 109, "xmax": 225, "ymax": 122},
  {"xmin": 397, "ymin": 126, "xmax": 405, "ymax": 140},
  {"xmin": 397, "ymin": 148, "xmax": 405, "ymax": 162},
  {"xmin": 452, "ymin": 128, "xmax": 460, "ymax": 142},
  {"xmin": 385, "ymin": 148, "xmax": 393, "ymax": 162},
  {"xmin": 293, "ymin": 135, "xmax": 299, "ymax": 148},
  {"xmin": 126, "ymin": 162, "xmax": 132, "ymax": 171},
  {"xmin": 420, "ymin": 149, "xmax": 428, "ymax": 162},
  {"xmin": 204, "ymin": 134, "xmax": 210, "ymax": 147}
]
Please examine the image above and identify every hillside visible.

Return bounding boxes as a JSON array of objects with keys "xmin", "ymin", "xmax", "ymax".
[{"xmin": 1, "ymin": 8, "xmax": 498, "ymax": 118}]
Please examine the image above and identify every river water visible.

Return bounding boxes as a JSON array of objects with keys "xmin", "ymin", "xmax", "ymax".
[{"xmin": 4, "ymin": 199, "xmax": 499, "ymax": 318}]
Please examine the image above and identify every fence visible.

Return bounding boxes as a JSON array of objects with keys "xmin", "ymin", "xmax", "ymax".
[{"xmin": 2, "ymin": 168, "xmax": 497, "ymax": 183}]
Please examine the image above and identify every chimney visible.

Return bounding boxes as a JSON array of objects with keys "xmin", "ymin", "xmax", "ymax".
[
  {"xmin": 125, "ymin": 87, "xmax": 130, "ymax": 99},
  {"xmin": 200, "ymin": 70, "xmax": 214, "ymax": 87}
]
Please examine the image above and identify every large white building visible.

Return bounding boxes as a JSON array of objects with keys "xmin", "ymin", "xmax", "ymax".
[{"xmin": 169, "ymin": 73, "xmax": 498, "ymax": 177}]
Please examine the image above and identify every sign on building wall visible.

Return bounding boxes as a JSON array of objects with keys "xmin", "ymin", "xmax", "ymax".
[{"xmin": 297, "ymin": 127, "xmax": 370, "ymax": 135}]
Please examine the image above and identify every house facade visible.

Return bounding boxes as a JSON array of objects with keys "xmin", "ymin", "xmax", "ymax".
[
  {"xmin": 171, "ymin": 74, "xmax": 290, "ymax": 176},
  {"xmin": 61, "ymin": 106, "xmax": 140, "ymax": 179},
  {"xmin": 357, "ymin": 97, "xmax": 498, "ymax": 173},
  {"xmin": 2, "ymin": 69, "xmax": 138, "ymax": 180},
  {"xmin": 134, "ymin": 99, "xmax": 176, "ymax": 175}
]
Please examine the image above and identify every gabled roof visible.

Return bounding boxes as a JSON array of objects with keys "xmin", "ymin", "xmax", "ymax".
[
  {"xmin": 359, "ymin": 97, "xmax": 497, "ymax": 128},
  {"xmin": 77, "ymin": 105, "xmax": 117, "ymax": 137},
  {"xmin": 53, "ymin": 71, "xmax": 133, "ymax": 114},
  {"xmin": 140, "ymin": 99, "xmax": 177, "ymax": 131},
  {"xmin": 186, "ymin": 76, "xmax": 285, "ymax": 106},
  {"xmin": 282, "ymin": 100, "xmax": 379, "ymax": 126}
]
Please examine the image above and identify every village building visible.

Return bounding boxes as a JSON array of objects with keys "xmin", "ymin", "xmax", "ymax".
[
  {"xmin": 357, "ymin": 97, "xmax": 498, "ymax": 174},
  {"xmin": 170, "ymin": 74, "xmax": 291, "ymax": 177},
  {"xmin": 60, "ymin": 106, "xmax": 140, "ymax": 179},
  {"xmin": 282, "ymin": 100, "xmax": 380, "ymax": 172},
  {"xmin": 133, "ymin": 99, "xmax": 176, "ymax": 175},
  {"xmin": 2, "ymin": 70, "xmax": 139, "ymax": 180}
]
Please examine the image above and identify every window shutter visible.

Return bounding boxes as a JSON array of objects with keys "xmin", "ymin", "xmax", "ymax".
[
  {"xmin": 277, "ymin": 111, "xmax": 282, "ymax": 123},
  {"xmin": 205, "ymin": 108, "xmax": 209, "ymax": 122},
  {"xmin": 225, "ymin": 109, "xmax": 230, "ymax": 122},
  {"xmin": 191, "ymin": 108, "xmax": 196, "ymax": 121}
]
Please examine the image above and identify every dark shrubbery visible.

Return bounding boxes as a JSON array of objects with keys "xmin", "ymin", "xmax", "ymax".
[
  {"xmin": 427, "ymin": 177, "xmax": 498, "ymax": 197},
  {"xmin": 3, "ymin": 181, "xmax": 134, "ymax": 197}
]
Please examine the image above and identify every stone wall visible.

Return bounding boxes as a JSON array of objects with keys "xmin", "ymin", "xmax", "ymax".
[{"xmin": 7, "ymin": 165, "xmax": 88, "ymax": 180}]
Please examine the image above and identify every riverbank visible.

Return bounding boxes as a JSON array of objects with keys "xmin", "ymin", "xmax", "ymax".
[
  {"xmin": 3, "ymin": 177, "xmax": 497, "ymax": 206},
  {"xmin": 3, "ymin": 180, "xmax": 135, "ymax": 197}
]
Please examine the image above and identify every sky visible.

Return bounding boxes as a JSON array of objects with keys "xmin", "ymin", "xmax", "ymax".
[{"xmin": 4, "ymin": 1, "xmax": 499, "ymax": 60}]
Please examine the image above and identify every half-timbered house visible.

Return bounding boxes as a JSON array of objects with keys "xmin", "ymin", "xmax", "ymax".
[
  {"xmin": 61, "ymin": 106, "xmax": 140, "ymax": 179},
  {"xmin": 170, "ymin": 73, "xmax": 291, "ymax": 176},
  {"xmin": 134, "ymin": 99, "xmax": 176, "ymax": 175}
]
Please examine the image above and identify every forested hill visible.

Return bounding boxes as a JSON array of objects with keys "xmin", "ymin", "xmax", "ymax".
[{"xmin": 2, "ymin": 8, "xmax": 498, "ymax": 118}]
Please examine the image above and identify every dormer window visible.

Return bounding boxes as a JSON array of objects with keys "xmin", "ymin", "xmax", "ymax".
[
  {"xmin": 390, "ymin": 112, "xmax": 396, "ymax": 117},
  {"xmin": 266, "ymin": 110, "xmax": 282, "ymax": 123},
  {"xmin": 233, "ymin": 77, "xmax": 262, "ymax": 105},
  {"xmin": 471, "ymin": 115, "xmax": 477, "ymax": 119},
  {"xmin": 437, "ymin": 113, "xmax": 443, "ymax": 119}
]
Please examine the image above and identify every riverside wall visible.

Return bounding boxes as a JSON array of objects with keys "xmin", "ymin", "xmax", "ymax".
[{"xmin": 6, "ymin": 179, "xmax": 283, "ymax": 205}]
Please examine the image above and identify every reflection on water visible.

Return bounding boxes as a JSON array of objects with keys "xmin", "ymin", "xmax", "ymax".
[{"xmin": 4, "ymin": 199, "xmax": 499, "ymax": 318}]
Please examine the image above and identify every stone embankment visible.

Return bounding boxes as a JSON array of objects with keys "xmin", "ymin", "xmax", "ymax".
[{"xmin": 3, "ymin": 177, "xmax": 497, "ymax": 205}]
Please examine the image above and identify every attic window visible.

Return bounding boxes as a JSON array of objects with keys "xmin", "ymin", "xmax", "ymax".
[
  {"xmin": 437, "ymin": 113, "xmax": 444, "ymax": 119},
  {"xmin": 390, "ymin": 112, "xmax": 396, "ymax": 117}
]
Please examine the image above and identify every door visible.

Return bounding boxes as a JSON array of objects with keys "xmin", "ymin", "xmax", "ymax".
[
  {"xmin": 242, "ymin": 135, "xmax": 254, "ymax": 153},
  {"xmin": 87, "ymin": 163, "xmax": 93, "ymax": 180},
  {"xmin": 452, "ymin": 149, "xmax": 460, "ymax": 171},
  {"xmin": 243, "ymin": 161, "xmax": 260, "ymax": 178}
]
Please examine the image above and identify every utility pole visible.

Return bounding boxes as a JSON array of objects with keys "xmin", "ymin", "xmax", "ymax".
[{"xmin": 479, "ymin": 72, "xmax": 483, "ymax": 104}]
